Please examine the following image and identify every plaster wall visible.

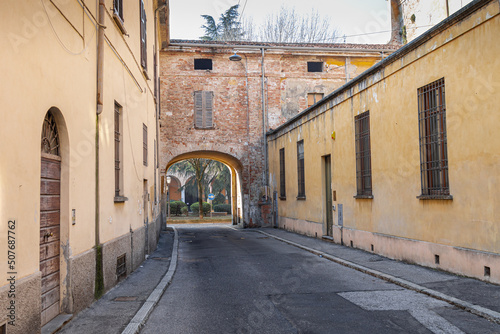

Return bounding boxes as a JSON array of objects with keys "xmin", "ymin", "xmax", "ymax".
[{"xmin": 268, "ymin": 0, "xmax": 500, "ymax": 282}]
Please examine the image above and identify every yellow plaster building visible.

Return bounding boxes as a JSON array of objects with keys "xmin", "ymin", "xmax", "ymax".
[
  {"xmin": 0, "ymin": 1, "xmax": 167, "ymax": 332},
  {"xmin": 268, "ymin": 0, "xmax": 500, "ymax": 284}
]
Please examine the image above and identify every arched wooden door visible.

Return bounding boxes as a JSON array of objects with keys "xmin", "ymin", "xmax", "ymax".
[{"xmin": 40, "ymin": 111, "xmax": 61, "ymax": 325}]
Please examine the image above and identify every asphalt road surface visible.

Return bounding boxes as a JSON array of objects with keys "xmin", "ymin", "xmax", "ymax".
[{"xmin": 140, "ymin": 224, "xmax": 499, "ymax": 334}]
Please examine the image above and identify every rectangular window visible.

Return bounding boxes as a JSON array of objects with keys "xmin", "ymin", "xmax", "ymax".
[
  {"xmin": 194, "ymin": 59, "xmax": 213, "ymax": 70},
  {"xmin": 355, "ymin": 111, "xmax": 372, "ymax": 197},
  {"xmin": 140, "ymin": 0, "xmax": 147, "ymax": 70},
  {"xmin": 418, "ymin": 78, "xmax": 451, "ymax": 198},
  {"xmin": 143, "ymin": 124, "xmax": 148, "ymax": 166},
  {"xmin": 307, "ymin": 62, "xmax": 323, "ymax": 72},
  {"xmin": 297, "ymin": 140, "xmax": 305, "ymax": 198},
  {"xmin": 114, "ymin": 0, "xmax": 123, "ymax": 22},
  {"xmin": 279, "ymin": 148, "xmax": 286, "ymax": 199},
  {"xmin": 194, "ymin": 91, "xmax": 214, "ymax": 128},
  {"xmin": 114, "ymin": 102, "xmax": 122, "ymax": 197},
  {"xmin": 307, "ymin": 93, "xmax": 324, "ymax": 107}
]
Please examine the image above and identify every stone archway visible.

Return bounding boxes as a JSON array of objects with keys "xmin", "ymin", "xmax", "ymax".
[{"xmin": 165, "ymin": 151, "xmax": 244, "ymax": 226}]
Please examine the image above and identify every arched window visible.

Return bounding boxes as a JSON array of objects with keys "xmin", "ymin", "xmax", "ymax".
[{"xmin": 41, "ymin": 111, "xmax": 60, "ymax": 156}]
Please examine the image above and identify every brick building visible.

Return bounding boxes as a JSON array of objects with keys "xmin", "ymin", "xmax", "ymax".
[{"xmin": 159, "ymin": 40, "xmax": 399, "ymax": 226}]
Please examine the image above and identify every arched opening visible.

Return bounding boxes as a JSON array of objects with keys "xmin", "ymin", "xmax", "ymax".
[
  {"xmin": 163, "ymin": 151, "xmax": 244, "ymax": 226},
  {"xmin": 39, "ymin": 107, "xmax": 70, "ymax": 325}
]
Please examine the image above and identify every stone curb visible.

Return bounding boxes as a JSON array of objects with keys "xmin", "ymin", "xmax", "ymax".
[
  {"xmin": 121, "ymin": 227, "xmax": 179, "ymax": 334},
  {"xmin": 257, "ymin": 230, "xmax": 500, "ymax": 325}
]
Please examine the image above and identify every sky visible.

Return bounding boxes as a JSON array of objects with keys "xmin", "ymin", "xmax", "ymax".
[{"xmin": 169, "ymin": 0, "xmax": 393, "ymax": 44}]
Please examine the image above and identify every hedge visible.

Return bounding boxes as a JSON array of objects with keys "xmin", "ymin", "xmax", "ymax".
[
  {"xmin": 214, "ymin": 204, "xmax": 231, "ymax": 214},
  {"xmin": 168, "ymin": 200, "xmax": 187, "ymax": 216},
  {"xmin": 190, "ymin": 202, "xmax": 211, "ymax": 215}
]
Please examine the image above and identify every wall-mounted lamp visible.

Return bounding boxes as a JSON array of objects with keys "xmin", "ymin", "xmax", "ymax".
[{"xmin": 229, "ymin": 52, "xmax": 242, "ymax": 61}]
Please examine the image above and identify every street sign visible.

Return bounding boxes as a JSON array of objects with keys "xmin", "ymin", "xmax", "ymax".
[{"xmin": 208, "ymin": 193, "xmax": 215, "ymax": 200}]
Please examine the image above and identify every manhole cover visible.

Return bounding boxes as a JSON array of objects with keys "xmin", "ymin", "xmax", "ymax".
[{"xmin": 114, "ymin": 296, "xmax": 138, "ymax": 302}]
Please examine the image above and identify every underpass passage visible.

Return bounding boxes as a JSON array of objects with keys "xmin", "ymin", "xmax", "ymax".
[{"xmin": 140, "ymin": 225, "xmax": 500, "ymax": 334}]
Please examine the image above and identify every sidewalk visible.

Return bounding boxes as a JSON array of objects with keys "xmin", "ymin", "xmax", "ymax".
[
  {"xmin": 55, "ymin": 229, "xmax": 175, "ymax": 334},
  {"xmin": 255, "ymin": 227, "xmax": 500, "ymax": 324}
]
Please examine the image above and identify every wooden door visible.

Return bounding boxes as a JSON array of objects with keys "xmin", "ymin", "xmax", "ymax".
[
  {"xmin": 40, "ymin": 156, "xmax": 61, "ymax": 325},
  {"xmin": 40, "ymin": 111, "xmax": 61, "ymax": 326}
]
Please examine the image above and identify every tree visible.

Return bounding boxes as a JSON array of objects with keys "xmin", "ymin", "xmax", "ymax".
[
  {"xmin": 201, "ymin": 5, "xmax": 243, "ymax": 41},
  {"xmin": 169, "ymin": 159, "xmax": 232, "ymax": 218},
  {"xmin": 169, "ymin": 159, "xmax": 213, "ymax": 219},
  {"xmin": 256, "ymin": 6, "xmax": 340, "ymax": 43},
  {"xmin": 202, "ymin": 5, "xmax": 341, "ymax": 43}
]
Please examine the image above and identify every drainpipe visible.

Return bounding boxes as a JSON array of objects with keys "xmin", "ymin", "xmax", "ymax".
[
  {"xmin": 261, "ymin": 48, "xmax": 268, "ymax": 194},
  {"xmin": 155, "ymin": 2, "xmax": 167, "ymax": 228},
  {"xmin": 94, "ymin": 0, "xmax": 106, "ymax": 299}
]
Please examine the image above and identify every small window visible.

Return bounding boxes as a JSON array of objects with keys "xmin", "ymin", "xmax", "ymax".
[
  {"xmin": 140, "ymin": 0, "xmax": 147, "ymax": 70},
  {"xmin": 194, "ymin": 91, "xmax": 214, "ymax": 128},
  {"xmin": 307, "ymin": 93, "xmax": 324, "ymax": 107},
  {"xmin": 418, "ymin": 78, "xmax": 450, "ymax": 198},
  {"xmin": 194, "ymin": 59, "xmax": 213, "ymax": 70},
  {"xmin": 114, "ymin": 0, "xmax": 124, "ymax": 22},
  {"xmin": 143, "ymin": 124, "xmax": 148, "ymax": 166},
  {"xmin": 307, "ymin": 62, "xmax": 323, "ymax": 72},
  {"xmin": 279, "ymin": 148, "xmax": 286, "ymax": 199},
  {"xmin": 355, "ymin": 111, "xmax": 372, "ymax": 197},
  {"xmin": 112, "ymin": 0, "xmax": 127, "ymax": 34},
  {"xmin": 114, "ymin": 102, "xmax": 123, "ymax": 198},
  {"xmin": 297, "ymin": 140, "xmax": 305, "ymax": 198}
]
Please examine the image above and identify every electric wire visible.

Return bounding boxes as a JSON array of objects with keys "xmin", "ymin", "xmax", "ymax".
[{"xmin": 40, "ymin": 0, "xmax": 97, "ymax": 56}]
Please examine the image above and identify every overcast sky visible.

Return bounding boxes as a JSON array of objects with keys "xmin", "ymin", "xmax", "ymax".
[{"xmin": 169, "ymin": 0, "xmax": 393, "ymax": 44}]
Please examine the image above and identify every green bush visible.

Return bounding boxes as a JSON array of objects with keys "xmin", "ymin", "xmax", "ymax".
[
  {"xmin": 214, "ymin": 204, "xmax": 231, "ymax": 214},
  {"xmin": 190, "ymin": 202, "xmax": 211, "ymax": 215},
  {"xmin": 181, "ymin": 206, "xmax": 188, "ymax": 216},
  {"xmin": 169, "ymin": 200, "xmax": 187, "ymax": 216}
]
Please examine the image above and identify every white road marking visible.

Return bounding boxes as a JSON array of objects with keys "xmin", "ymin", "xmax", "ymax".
[{"xmin": 339, "ymin": 290, "xmax": 465, "ymax": 334}]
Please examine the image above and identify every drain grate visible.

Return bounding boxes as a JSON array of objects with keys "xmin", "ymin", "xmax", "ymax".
[
  {"xmin": 151, "ymin": 257, "xmax": 170, "ymax": 260},
  {"xmin": 114, "ymin": 296, "xmax": 138, "ymax": 302}
]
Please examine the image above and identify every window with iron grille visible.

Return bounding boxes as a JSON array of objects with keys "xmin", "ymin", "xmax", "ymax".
[
  {"xmin": 418, "ymin": 78, "xmax": 451, "ymax": 199},
  {"xmin": 116, "ymin": 254, "xmax": 127, "ymax": 281},
  {"xmin": 114, "ymin": 0, "xmax": 124, "ymax": 22},
  {"xmin": 279, "ymin": 148, "xmax": 286, "ymax": 199},
  {"xmin": 354, "ymin": 111, "xmax": 372, "ymax": 198},
  {"xmin": 194, "ymin": 91, "xmax": 214, "ymax": 128},
  {"xmin": 114, "ymin": 103, "xmax": 122, "ymax": 197},
  {"xmin": 140, "ymin": 0, "xmax": 147, "ymax": 70},
  {"xmin": 307, "ymin": 62, "xmax": 323, "ymax": 72},
  {"xmin": 143, "ymin": 124, "xmax": 148, "ymax": 166},
  {"xmin": 297, "ymin": 140, "xmax": 305, "ymax": 198},
  {"xmin": 307, "ymin": 93, "xmax": 324, "ymax": 107}
]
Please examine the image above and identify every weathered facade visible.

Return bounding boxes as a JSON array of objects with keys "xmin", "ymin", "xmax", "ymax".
[
  {"xmin": 159, "ymin": 41, "xmax": 398, "ymax": 226},
  {"xmin": 267, "ymin": 0, "xmax": 500, "ymax": 283},
  {"xmin": 0, "ymin": 1, "xmax": 166, "ymax": 332}
]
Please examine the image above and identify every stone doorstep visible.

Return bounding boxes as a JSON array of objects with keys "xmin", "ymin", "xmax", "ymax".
[{"xmin": 41, "ymin": 313, "xmax": 73, "ymax": 334}]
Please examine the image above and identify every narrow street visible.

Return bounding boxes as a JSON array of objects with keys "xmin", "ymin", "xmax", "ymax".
[{"xmin": 140, "ymin": 224, "xmax": 500, "ymax": 334}]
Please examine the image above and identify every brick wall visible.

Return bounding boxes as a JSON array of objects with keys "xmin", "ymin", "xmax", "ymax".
[{"xmin": 159, "ymin": 44, "xmax": 395, "ymax": 226}]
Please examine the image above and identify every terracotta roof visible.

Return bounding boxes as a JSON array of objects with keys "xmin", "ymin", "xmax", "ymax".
[{"xmin": 169, "ymin": 39, "xmax": 401, "ymax": 51}]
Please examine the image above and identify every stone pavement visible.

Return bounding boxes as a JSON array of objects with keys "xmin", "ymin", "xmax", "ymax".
[
  {"xmin": 254, "ymin": 227, "xmax": 500, "ymax": 325},
  {"xmin": 55, "ymin": 229, "xmax": 175, "ymax": 334}
]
